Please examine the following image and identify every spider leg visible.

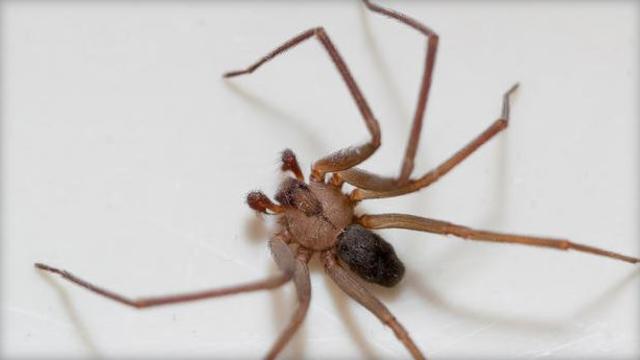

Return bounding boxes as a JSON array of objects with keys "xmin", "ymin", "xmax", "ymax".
[
  {"xmin": 363, "ymin": 0, "xmax": 439, "ymax": 183},
  {"xmin": 247, "ymin": 190, "xmax": 285, "ymax": 214},
  {"xmin": 321, "ymin": 251, "xmax": 426, "ymax": 360},
  {"xmin": 341, "ymin": 1, "xmax": 517, "ymax": 196},
  {"xmin": 34, "ymin": 238, "xmax": 298, "ymax": 309},
  {"xmin": 349, "ymin": 83, "xmax": 518, "ymax": 200},
  {"xmin": 34, "ymin": 263, "xmax": 289, "ymax": 308},
  {"xmin": 281, "ymin": 148, "xmax": 304, "ymax": 181},
  {"xmin": 223, "ymin": 27, "xmax": 381, "ymax": 182},
  {"xmin": 265, "ymin": 248, "xmax": 312, "ymax": 360},
  {"xmin": 358, "ymin": 213, "xmax": 639, "ymax": 264}
]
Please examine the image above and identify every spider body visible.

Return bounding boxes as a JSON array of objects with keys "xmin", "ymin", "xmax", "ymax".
[
  {"xmin": 34, "ymin": 1, "xmax": 638, "ymax": 359},
  {"xmin": 275, "ymin": 178, "xmax": 353, "ymax": 251},
  {"xmin": 271, "ymin": 172, "xmax": 405, "ymax": 285}
]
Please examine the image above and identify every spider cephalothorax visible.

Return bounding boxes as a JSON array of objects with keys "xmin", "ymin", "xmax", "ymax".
[
  {"xmin": 275, "ymin": 177, "xmax": 353, "ymax": 250},
  {"xmin": 35, "ymin": 1, "xmax": 638, "ymax": 359}
]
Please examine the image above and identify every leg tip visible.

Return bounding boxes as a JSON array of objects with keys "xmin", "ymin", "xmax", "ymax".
[
  {"xmin": 34, "ymin": 262, "xmax": 58, "ymax": 273},
  {"xmin": 223, "ymin": 69, "xmax": 250, "ymax": 78},
  {"xmin": 506, "ymin": 82, "xmax": 520, "ymax": 97},
  {"xmin": 501, "ymin": 82, "xmax": 520, "ymax": 121}
]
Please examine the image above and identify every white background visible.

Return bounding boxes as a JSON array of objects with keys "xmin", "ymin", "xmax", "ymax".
[{"xmin": 3, "ymin": 1, "xmax": 639, "ymax": 359}]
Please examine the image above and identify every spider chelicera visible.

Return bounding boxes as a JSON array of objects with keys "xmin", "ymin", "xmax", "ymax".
[{"xmin": 35, "ymin": 1, "xmax": 639, "ymax": 359}]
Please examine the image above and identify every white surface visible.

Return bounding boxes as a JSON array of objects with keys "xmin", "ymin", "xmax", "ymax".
[{"xmin": 2, "ymin": 1, "xmax": 639, "ymax": 359}]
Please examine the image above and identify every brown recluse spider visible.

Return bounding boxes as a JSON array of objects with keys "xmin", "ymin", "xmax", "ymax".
[{"xmin": 35, "ymin": 1, "xmax": 639, "ymax": 359}]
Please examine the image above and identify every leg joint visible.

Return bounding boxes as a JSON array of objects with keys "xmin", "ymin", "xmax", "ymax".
[{"xmin": 313, "ymin": 27, "xmax": 327, "ymax": 36}]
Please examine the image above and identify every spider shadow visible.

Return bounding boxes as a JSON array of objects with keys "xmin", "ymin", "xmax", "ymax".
[
  {"xmin": 358, "ymin": 2, "xmax": 411, "ymax": 128},
  {"xmin": 268, "ymin": 261, "xmax": 307, "ymax": 359},
  {"xmin": 222, "ymin": 80, "xmax": 325, "ymax": 156},
  {"xmin": 406, "ymin": 266, "xmax": 640, "ymax": 334},
  {"xmin": 244, "ymin": 213, "xmax": 269, "ymax": 244},
  {"xmin": 35, "ymin": 270, "xmax": 102, "ymax": 357}
]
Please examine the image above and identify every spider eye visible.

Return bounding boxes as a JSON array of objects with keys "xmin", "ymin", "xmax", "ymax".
[
  {"xmin": 275, "ymin": 178, "xmax": 322, "ymax": 216},
  {"xmin": 337, "ymin": 224, "xmax": 405, "ymax": 287}
]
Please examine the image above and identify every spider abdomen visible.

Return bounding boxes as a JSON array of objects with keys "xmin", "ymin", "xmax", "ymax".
[{"xmin": 336, "ymin": 224, "xmax": 405, "ymax": 287}]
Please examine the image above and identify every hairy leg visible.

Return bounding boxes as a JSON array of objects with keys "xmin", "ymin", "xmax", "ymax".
[
  {"xmin": 359, "ymin": 213, "xmax": 639, "ymax": 264},
  {"xmin": 266, "ymin": 248, "xmax": 312, "ymax": 359},
  {"xmin": 37, "ymin": 239, "xmax": 311, "ymax": 356},
  {"xmin": 33, "ymin": 266, "xmax": 288, "ymax": 309},
  {"xmin": 224, "ymin": 27, "xmax": 381, "ymax": 182},
  {"xmin": 281, "ymin": 148, "xmax": 304, "ymax": 181},
  {"xmin": 322, "ymin": 251, "xmax": 426, "ymax": 360},
  {"xmin": 35, "ymin": 238, "xmax": 300, "ymax": 309},
  {"xmin": 361, "ymin": 0, "xmax": 439, "ymax": 183},
  {"xmin": 247, "ymin": 191, "xmax": 284, "ymax": 214},
  {"xmin": 349, "ymin": 84, "xmax": 518, "ymax": 199}
]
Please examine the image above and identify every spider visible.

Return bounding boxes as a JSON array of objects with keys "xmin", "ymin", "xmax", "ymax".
[{"xmin": 35, "ymin": 1, "xmax": 638, "ymax": 359}]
